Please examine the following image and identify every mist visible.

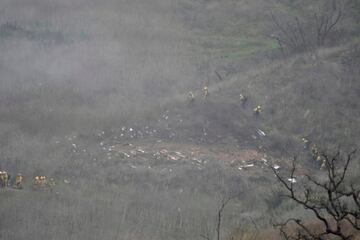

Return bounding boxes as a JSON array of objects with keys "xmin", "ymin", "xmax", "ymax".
[{"xmin": 0, "ymin": 0, "xmax": 359, "ymax": 239}]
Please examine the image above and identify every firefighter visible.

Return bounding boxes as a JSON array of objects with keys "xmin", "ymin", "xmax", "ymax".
[
  {"xmin": 33, "ymin": 176, "xmax": 42, "ymax": 186},
  {"xmin": 239, "ymin": 94, "xmax": 248, "ymax": 107},
  {"xmin": 311, "ymin": 144, "xmax": 319, "ymax": 158},
  {"xmin": 202, "ymin": 86, "xmax": 209, "ymax": 99},
  {"xmin": 310, "ymin": 144, "xmax": 324, "ymax": 168},
  {"xmin": 33, "ymin": 176, "xmax": 47, "ymax": 188},
  {"xmin": 320, "ymin": 159, "xmax": 326, "ymax": 170},
  {"xmin": 315, "ymin": 154, "xmax": 327, "ymax": 170},
  {"xmin": 302, "ymin": 137, "xmax": 310, "ymax": 150},
  {"xmin": 253, "ymin": 105, "xmax": 262, "ymax": 117},
  {"xmin": 0, "ymin": 171, "xmax": 9, "ymax": 188},
  {"xmin": 15, "ymin": 173, "xmax": 24, "ymax": 189},
  {"xmin": 187, "ymin": 91, "xmax": 195, "ymax": 104},
  {"xmin": 48, "ymin": 178, "xmax": 56, "ymax": 191},
  {"xmin": 40, "ymin": 176, "xmax": 47, "ymax": 186}
]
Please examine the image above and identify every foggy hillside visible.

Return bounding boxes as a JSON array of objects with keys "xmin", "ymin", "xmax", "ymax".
[{"xmin": 0, "ymin": 0, "xmax": 359, "ymax": 239}]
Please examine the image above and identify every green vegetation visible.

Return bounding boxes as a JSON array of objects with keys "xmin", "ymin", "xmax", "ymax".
[
  {"xmin": 196, "ymin": 36, "xmax": 279, "ymax": 59},
  {"xmin": 0, "ymin": 21, "xmax": 80, "ymax": 45},
  {"xmin": 0, "ymin": 0, "xmax": 359, "ymax": 239}
]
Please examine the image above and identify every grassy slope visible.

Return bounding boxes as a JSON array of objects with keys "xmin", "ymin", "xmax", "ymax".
[{"xmin": 0, "ymin": 0, "xmax": 359, "ymax": 239}]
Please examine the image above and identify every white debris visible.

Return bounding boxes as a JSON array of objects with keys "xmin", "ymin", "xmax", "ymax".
[
  {"xmin": 100, "ymin": 142, "xmax": 104, "ymax": 146},
  {"xmin": 192, "ymin": 158, "xmax": 201, "ymax": 164},
  {"xmin": 257, "ymin": 129, "xmax": 266, "ymax": 136},
  {"xmin": 273, "ymin": 164, "xmax": 280, "ymax": 170},
  {"xmin": 168, "ymin": 155, "xmax": 180, "ymax": 161},
  {"xmin": 175, "ymin": 152, "xmax": 186, "ymax": 158},
  {"xmin": 136, "ymin": 148, "xmax": 145, "ymax": 153},
  {"xmin": 72, "ymin": 143, "xmax": 77, "ymax": 149},
  {"xmin": 121, "ymin": 127, "xmax": 126, "ymax": 131},
  {"xmin": 130, "ymin": 165, "xmax": 137, "ymax": 169},
  {"xmin": 160, "ymin": 149, "xmax": 168, "ymax": 154},
  {"xmin": 129, "ymin": 128, "xmax": 133, "ymax": 132},
  {"xmin": 243, "ymin": 164, "xmax": 254, "ymax": 168},
  {"xmin": 124, "ymin": 152, "xmax": 130, "ymax": 158},
  {"xmin": 261, "ymin": 158, "xmax": 268, "ymax": 166},
  {"xmin": 288, "ymin": 178, "xmax": 297, "ymax": 183},
  {"xmin": 64, "ymin": 179, "xmax": 71, "ymax": 184}
]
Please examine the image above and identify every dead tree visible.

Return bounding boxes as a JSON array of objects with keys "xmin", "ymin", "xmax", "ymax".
[
  {"xmin": 201, "ymin": 195, "xmax": 238, "ymax": 240},
  {"xmin": 314, "ymin": 7, "xmax": 343, "ymax": 46},
  {"xmin": 271, "ymin": 150, "xmax": 360, "ymax": 240},
  {"xmin": 270, "ymin": 0, "xmax": 344, "ymax": 52},
  {"xmin": 216, "ymin": 196, "xmax": 233, "ymax": 240},
  {"xmin": 270, "ymin": 14, "xmax": 308, "ymax": 52}
]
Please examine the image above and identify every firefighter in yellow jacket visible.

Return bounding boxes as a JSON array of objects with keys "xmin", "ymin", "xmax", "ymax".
[
  {"xmin": 15, "ymin": 173, "xmax": 24, "ymax": 189},
  {"xmin": 33, "ymin": 176, "xmax": 47, "ymax": 187},
  {"xmin": 202, "ymin": 86, "xmax": 209, "ymax": 99},
  {"xmin": 0, "ymin": 171, "xmax": 9, "ymax": 188},
  {"xmin": 253, "ymin": 105, "xmax": 262, "ymax": 117},
  {"xmin": 239, "ymin": 94, "xmax": 248, "ymax": 107}
]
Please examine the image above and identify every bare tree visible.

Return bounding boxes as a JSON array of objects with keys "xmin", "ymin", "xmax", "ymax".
[
  {"xmin": 201, "ymin": 195, "xmax": 238, "ymax": 240},
  {"xmin": 314, "ymin": 6, "xmax": 343, "ymax": 46},
  {"xmin": 271, "ymin": 150, "xmax": 360, "ymax": 240},
  {"xmin": 216, "ymin": 196, "xmax": 234, "ymax": 240},
  {"xmin": 270, "ymin": 14, "xmax": 308, "ymax": 52},
  {"xmin": 270, "ymin": 0, "xmax": 344, "ymax": 52}
]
